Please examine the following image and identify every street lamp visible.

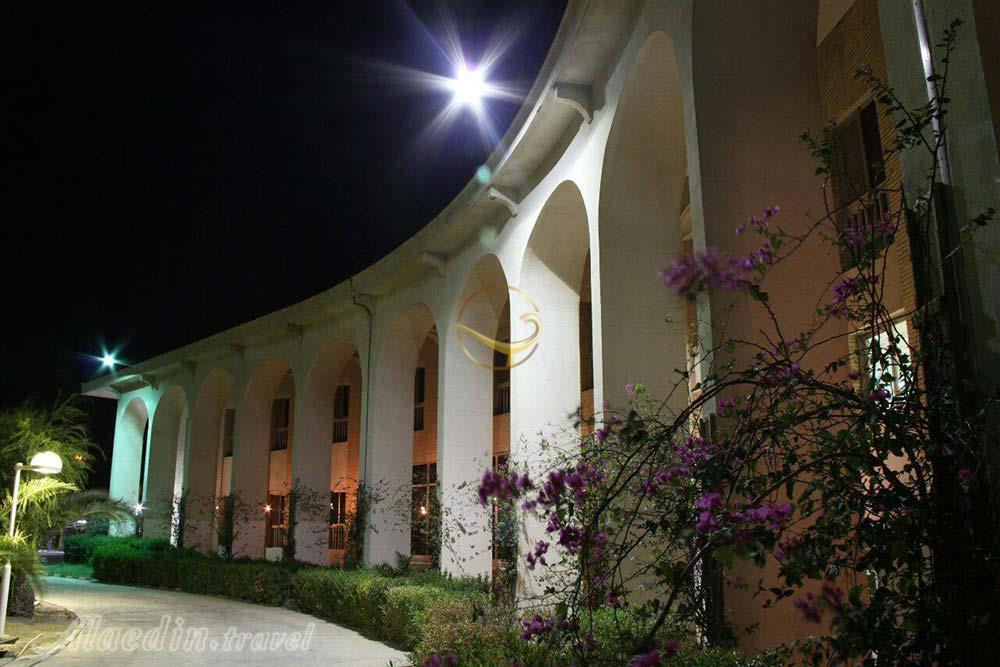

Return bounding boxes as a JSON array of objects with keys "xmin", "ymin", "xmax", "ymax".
[
  {"xmin": 101, "ymin": 353, "xmax": 117, "ymax": 369},
  {"xmin": 0, "ymin": 452, "xmax": 63, "ymax": 639}
]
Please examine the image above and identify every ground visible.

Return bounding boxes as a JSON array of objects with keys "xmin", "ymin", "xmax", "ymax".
[
  {"xmin": 30, "ymin": 577, "xmax": 409, "ymax": 666},
  {"xmin": 1, "ymin": 601, "xmax": 75, "ymax": 662}
]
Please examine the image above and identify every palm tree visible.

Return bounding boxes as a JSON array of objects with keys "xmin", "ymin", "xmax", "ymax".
[
  {"xmin": 54, "ymin": 489, "xmax": 133, "ymax": 540},
  {"xmin": 0, "ymin": 397, "xmax": 102, "ymax": 616}
]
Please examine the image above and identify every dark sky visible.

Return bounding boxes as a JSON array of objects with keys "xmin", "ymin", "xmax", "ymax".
[{"xmin": 1, "ymin": 0, "xmax": 566, "ymax": 487}]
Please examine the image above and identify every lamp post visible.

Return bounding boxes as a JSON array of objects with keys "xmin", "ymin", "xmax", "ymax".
[{"xmin": 0, "ymin": 451, "xmax": 62, "ymax": 639}]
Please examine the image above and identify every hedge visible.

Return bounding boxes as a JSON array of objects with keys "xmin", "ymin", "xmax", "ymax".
[
  {"xmin": 89, "ymin": 547, "xmax": 777, "ymax": 665},
  {"xmin": 63, "ymin": 535, "xmax": 170, "ymax": 564},
  {"xmin": 92, "ymin": 546, "xmax": 296, "ymax": 606},
  {"xmin": 92, "ymin": 547, "xmax": 482, "ymax": 651}
]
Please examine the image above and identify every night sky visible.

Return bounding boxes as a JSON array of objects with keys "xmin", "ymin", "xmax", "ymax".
[{"xmin": 1, "ymin": 0, "xmax": 566, "ymax": 488}]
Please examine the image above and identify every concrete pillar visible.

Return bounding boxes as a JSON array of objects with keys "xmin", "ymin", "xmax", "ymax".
[
  {"xmin": 232, "ymin": 360, "xmax": 290, "ymax": 559},
  {"xmin": 682, "ymin": 0, "xmax": 838, "ymax": 649},
  {"xmin": 878, "ymin": 0, "xmax": 1000, "ymax": 409},
  {"xmin": 513, "ymin": 181, "xmax": 589, "ymax": 596},
  {"xmin": 184, "ymin": 370, "xmax": 235, "ymax": 553},
  {"xmin": 365, "ymin": 306, "xmax": 432, "ymax": 565},
  {"xmin": 437, "ymin": 284, "xmax": 498, "ymax": 578},
  {"xmin": 144, "ymin": 388, "xmax": 187, "ymax": 539},
  {"xmin": 292, "ymin": 339, "xmax": 357, "ymax": 565},
  {"xmin": 109, "ymin": 396, "xmax": 148, "ymax": 534},
  {"xmin": 596, "ymin": 30, "xmax": 689, "ymax": 412}
]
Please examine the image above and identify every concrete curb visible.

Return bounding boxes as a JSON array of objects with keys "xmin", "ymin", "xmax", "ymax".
[{"xmin": 12, "ymin": 602, "xmax": 81, "ymax": 666}]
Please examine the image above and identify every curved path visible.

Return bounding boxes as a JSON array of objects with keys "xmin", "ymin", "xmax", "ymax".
[{"xmin": 36, "ymin": 577, "xmax": 407, "ymax": 666}]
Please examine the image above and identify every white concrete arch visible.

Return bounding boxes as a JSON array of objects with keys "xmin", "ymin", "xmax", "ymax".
[
  {"xmin": 595, "ymin": 28, "xmax": 690, "ymax": 412},
  {"xmin": 184, "ymin": 367, "xmax": 236, "ymax": 552},
  {"xmin": 437, "ymin": 253, "xmax": 511, "ymax": 577},
  {"xmin": 366, "ymin": 302, "xmax": 436, "ymax": 565},
  {"xmin": 109, "ymin": 395, "xmax": 150, "ymax": 519},
  {"xmin": 512, "ymin": 179, "xmax": 591, "ymax": 595},
  {"xmin": 292, "ymin": 337, "xmax": 362, "ymax": 564},
  {"xmin": 145, "ymin": 384, "xmax": 188, "ymax": 539},
  {"xmin": 232, "ymin": 357, "xmax": 294, "ymax": 558}
]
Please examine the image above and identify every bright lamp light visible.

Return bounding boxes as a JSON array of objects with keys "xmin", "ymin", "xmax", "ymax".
[
  {"xmin": 28, "ymin": 451, "xmax": 63, "ymax": 475},
  {"xmin": 101, "ymin": 353, "xmax": 117, "ymax": 368},
  {"xmin": 448, "ymin": 65, "xmax": 487, "ymax": 107}
]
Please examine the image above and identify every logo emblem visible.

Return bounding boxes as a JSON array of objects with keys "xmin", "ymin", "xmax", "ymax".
[{"xmin": 454, "ymin": 284, "xmax": 541, "ymax": 370}]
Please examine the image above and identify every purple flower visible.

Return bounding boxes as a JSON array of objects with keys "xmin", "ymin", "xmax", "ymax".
[
  {"xmin": 625, "ymin": 382, "xmax": 635, "ymax": 396},
  {"xmin": 477, "ymin": 469, "xmax": 534, "ymax": 506},
  {"xmin": 630, "ymin": 650, "xmax": 662, "ymax": 667},
  {"xmin": 793, "ymin": 592, "xmax": 822, "ymax": 623},
  {"xmin": 696, "ymin": 492, "xmax": 722, "ymax": 510},
  {"xmin": 520, "ymin": 615, "xmax": 554, "ymax": 640},
  {"xmin": 660, "ymin": 247, "xmax": 751, "ymax": 298},
  {"xmin": 845, "ymin": 211, "xmax": 896, "ymax": 249},
  {"xmin": 696, "ymin": 511, "xmax": 719, "ymax": 533},
  {"xmin": 525, "ymin": 540, "xmax": 549, "ymax": 570},
  {"xmin": 828, "ymin": 276, "xmax": 865, "ymax": 317}
]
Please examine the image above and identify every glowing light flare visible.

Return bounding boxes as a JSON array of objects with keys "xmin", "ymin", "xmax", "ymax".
[
  {"xmin": 101, "ymin": 353, "xmax": 117, "ymax": 368},
  {"xmin": 133, "ymin": 503, "xmax": 144, "ymax": 515},
  {"xmin": 448, "ymin": 64, "xmax": 489, "ymax": 108}
]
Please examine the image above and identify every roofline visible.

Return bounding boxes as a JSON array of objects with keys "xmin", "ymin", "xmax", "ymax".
[{"xmin": 83, "ymin": 0, "xmax": 590, "ymax": 397}]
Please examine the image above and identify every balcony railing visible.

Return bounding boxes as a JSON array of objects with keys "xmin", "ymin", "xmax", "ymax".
[
  {"xmin": 329, "ymin": 523, "xmax": 347, "ymax": 550},
  {"xmin": 838, "ymin": 191, "xmax": 890, "ymax": 269},
  {"xmin": 270, "ymin": 428, "xmax": 289, "ymax": 451},
  {"xmin": 332, "ymin": 418, "xmax": 348, "ymax": 443},
  {"xmin": 265, "ymin": 525, "xmax": 287, "ymax": 548}
]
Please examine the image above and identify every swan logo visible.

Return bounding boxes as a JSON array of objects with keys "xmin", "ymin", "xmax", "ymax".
[{"xmin": 454, "ymin": 284, "xmax": 541, "ymax": 370}]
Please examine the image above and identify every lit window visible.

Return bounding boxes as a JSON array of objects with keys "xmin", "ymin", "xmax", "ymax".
[{"xmin": 858, "ymin": 320, "xmax": 911, "ymax": 397}]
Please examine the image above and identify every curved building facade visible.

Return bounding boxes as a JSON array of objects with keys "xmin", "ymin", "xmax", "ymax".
[{"xmin": 86, "ymin": 0, "xmax": 1000, "ymax": 648}]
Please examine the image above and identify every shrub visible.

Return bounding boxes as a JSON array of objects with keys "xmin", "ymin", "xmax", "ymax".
[
  {"xmin": 382, "ymin": 585, "xmax": 451, "ymax": 648},
  {"xmin": 91, "ymin": 546, "xmax": 295, "ymax": 606},
  {"xmin": 64, "ymin": 535, "xmax": 169, "ymax": 564},
  {"xmin": 412, "ymin": 597, "xmax": 514, "ymax": 666},
  {"xmin": 91, "ymin": 547, "xmax": 507, "ymax": 657}
]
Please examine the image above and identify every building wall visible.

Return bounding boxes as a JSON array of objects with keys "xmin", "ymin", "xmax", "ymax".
[{"xmin": 100, "ymin": 0, "xmax": 1000, "ymax": 651}]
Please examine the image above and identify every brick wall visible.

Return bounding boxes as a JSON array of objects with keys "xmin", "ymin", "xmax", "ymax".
[{"xmin": 817, "ymin": 0, "xmax": 918, "ymax": 330}]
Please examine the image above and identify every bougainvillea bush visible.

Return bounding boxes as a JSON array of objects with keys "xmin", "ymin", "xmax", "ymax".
[{"xmin": 475, "ymin": 21, "xmax": 998, "ymax": 667}]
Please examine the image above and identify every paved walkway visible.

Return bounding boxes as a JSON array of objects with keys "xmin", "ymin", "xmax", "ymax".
[{"xmin": 35, "ymin": 577, "xmax": 408, "ymax": 666}]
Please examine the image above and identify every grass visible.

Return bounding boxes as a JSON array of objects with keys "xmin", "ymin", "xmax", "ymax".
[{"xmin": 42, "ymin": 562, "xmax": 93, "ymax": 579}]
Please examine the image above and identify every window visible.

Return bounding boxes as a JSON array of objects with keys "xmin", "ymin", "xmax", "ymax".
[
  {"xmin": 329, "ymin": 491, "xmax": 348, "ymax": 525},
  {"xmin": 494, "ymin": 381, "xmax": 510, "ymax": 416},
  {"xmin": 414, "ymin": 367, "xmax": 426, "ymax": 431},
  {"xmin": 332, "ymin": 385, "xmax": 349, "ymax": 443},
  {"xmin": 265, "ymin": 494, "xmax": 288, "ymax": 548},
  {"xmin": 833, "ymin": 101, "xmax": 890, "ymax": 268},
  {"xmin": 410, "ymin": 463, "xmax": 437, "ymax": 556},
  {"xmin": 857, "ymin": 321, "xmax": 911, "ymax": 398},
  {"xmin": 329, "ymin": 491, "xmax": 348, "ymax": 550},
  {"xmin": 580, "ymin": 302, "xmax": 594, "ymax": 392},
  {"xmin": 491, "ymin": 454, "xmax": 515, "ymax": 562},
  {"xmin": 222, "ymin": 408, "xmax": 235, "ymax": 457},
  {"xmin": 270, "ymin": 398, "xmax": 290, "ymax": 451},
  {"xmin": 833, "ymin": 101, "xmax": 885, "ymax": 206}
]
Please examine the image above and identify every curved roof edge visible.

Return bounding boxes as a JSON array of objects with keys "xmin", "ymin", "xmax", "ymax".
[{"xmin": 84, "ymin": 0, "xmax": 639, "ymax": 396}]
